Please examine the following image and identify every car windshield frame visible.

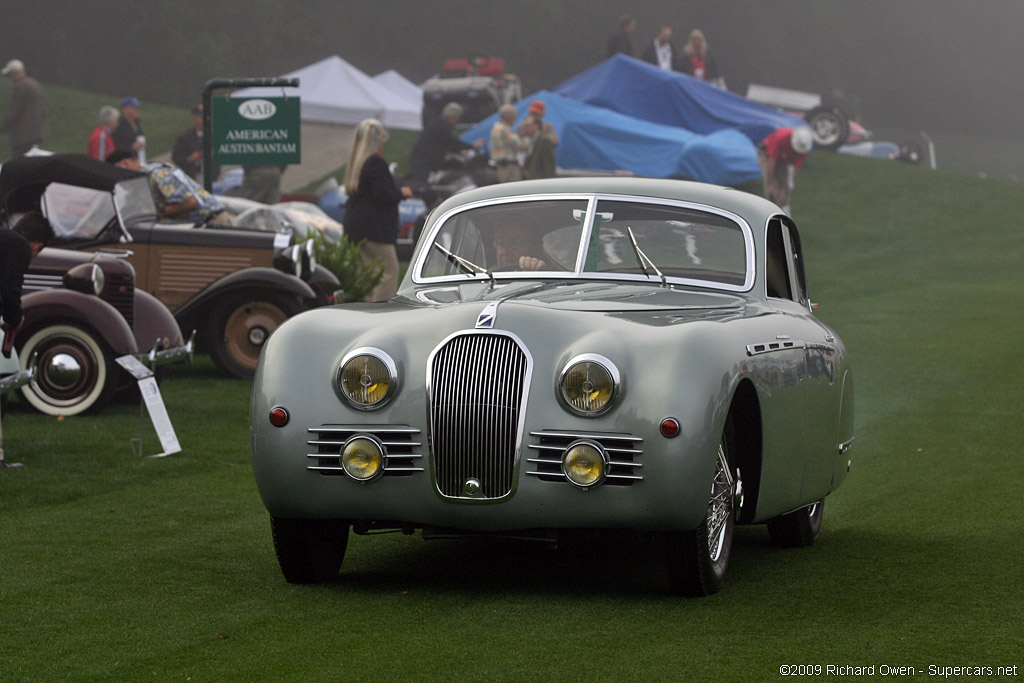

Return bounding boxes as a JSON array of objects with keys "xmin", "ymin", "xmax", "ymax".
[{"xmin": 412, "ymin": 192, "xmax": 755, "ymax": 293}]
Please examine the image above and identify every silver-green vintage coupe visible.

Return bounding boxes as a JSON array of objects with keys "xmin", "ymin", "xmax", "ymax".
[{"xmin": 250, "ymin": 177, "xmax": 854, "ymax": 595}]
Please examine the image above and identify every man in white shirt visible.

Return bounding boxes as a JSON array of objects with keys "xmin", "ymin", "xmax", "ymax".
[{"xmin": 642, "ymin": 26, "xmax": 677, "ymax": 71}]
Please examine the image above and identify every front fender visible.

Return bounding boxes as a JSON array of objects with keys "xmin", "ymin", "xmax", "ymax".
[
  {"xmin": 20, "ymin": 289, "xmax": 138, "ymax": 355},
  {"xmin": 307, "ymin": 264, "xmax": 342, "ymax": 305},
  {"xmin": 132, "ymin": 288, "xmax": 185, "ymax": 351}
]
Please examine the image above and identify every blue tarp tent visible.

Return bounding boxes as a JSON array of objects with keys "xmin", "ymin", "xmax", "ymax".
[
  {"xmin": 554, "ymin": 55, "xmax": 805, "ymax": 146},
  {"xmin": 460, "ymin": 91, "xmax": 761, "ymax": 186}
]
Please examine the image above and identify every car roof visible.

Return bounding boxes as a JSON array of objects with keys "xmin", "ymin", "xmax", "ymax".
[
  {"xmin": 428, "ymin": 177, "xmax": 781, "ymax": 229},
  {"xmin": 0, "ymin": 153, "xmax": 144, "ymax": 214}
]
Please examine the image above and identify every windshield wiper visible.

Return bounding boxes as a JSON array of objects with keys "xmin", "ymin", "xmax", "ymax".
[
  {"xmin": 627, "ymin": 226, "xmax": 667, "ymax": 287},
  {"xmin": 432, "ymin": 242, "xmax": 495, "ymax": 284}
]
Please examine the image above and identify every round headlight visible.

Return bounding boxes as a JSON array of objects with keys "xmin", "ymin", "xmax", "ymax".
[
  {"xmin": 558, "ymin": 354, "xmax": 619, "ymax": 416},
  {"xmin": 562, "ymin": 440, "xmax": 607, "ymax": 488},
  {"xmin": 341, "ymin": 435, "xmax": 386, "ymax": 481},
  {"xmin": 63, "ymin": 263, "xmax": 105, "ymax": 297},
  {"xmin": 337, "ymin": 348, "xmax": 397, "ymax": 410}
]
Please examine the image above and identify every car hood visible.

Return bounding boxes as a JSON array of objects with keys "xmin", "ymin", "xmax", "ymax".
[{"xmin": 401, "ymin": 279, "xmax": 748, "ymax": 315}]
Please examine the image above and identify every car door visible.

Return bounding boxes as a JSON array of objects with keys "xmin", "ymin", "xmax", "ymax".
[{"xmin": 766, "ymin": 217, "xmax": 840, "ymax": 502}]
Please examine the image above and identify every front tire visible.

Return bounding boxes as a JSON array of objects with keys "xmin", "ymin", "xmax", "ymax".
[
  {"xmin": 665, "ymin": 429, "xmax": 739, "ymax": 596},
  {"xmin": 270, "ymin": 517, "xmax": 350, "ymax": 584},
  {"xmin": 206, "ymin": 294, "xmax": 300, "ymax": 379},
  {"xmin": 767, "ymin": 498, "xmax": 824, "ymax": 547},
  {"xmin": 17, "ymin": 323, "xmax": 115, "ymax": 416}
]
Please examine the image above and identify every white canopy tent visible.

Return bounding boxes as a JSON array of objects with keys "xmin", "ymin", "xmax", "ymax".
[
  {"xmin": 373, "ymin": 69, "xmax": 424, "ymax": 113},
  {"xmin": 232, "ymin": 56, "xmax": 422, "ymax": 131}
]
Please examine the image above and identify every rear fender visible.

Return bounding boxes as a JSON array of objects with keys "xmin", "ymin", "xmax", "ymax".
[
  {"xmin": 20, "ymin": 289, "xmax": 138, "ymax": 355},
  {"xmin": 172, "ymin": 267, "xmax": 315, "ymax": 331}
]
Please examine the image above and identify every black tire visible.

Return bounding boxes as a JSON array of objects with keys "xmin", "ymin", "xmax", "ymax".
[
  {"xmin": 665, "ymin": 424, "xmax": 739, "ymax": 596},
  {"xmin": 17, "ymin": 323, "xmax": 115, "ymax": 416},
  {"xmin": 205, "ymin": 293, "xmax": 301, "ymax": 379},
  {"xmin": 805, "ymin": 106, "xmax": 850, "ymax": 150},
  {"xmin": 767, "ymin": 498, "xmax": 824, "ymax": 547},
  {"xmin": 270, "ymin": 517, "xmax": 350, "ymax": 584}
]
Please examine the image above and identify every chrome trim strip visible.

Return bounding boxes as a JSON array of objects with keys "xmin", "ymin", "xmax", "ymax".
[
  {"xmin": 528, "ymin": 430, "xmax": 642, "ymax": 443},
  {"xmin": 308, "ymin": 425, "xmax": 420, "ymax": 435}
]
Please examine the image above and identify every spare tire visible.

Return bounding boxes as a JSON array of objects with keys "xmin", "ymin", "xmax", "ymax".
[{"xmin": 805, "ymin": 106, "xmax": 850, "ymax": 150}]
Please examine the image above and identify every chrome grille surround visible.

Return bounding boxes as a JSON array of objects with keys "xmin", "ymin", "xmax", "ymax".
[
  {"xmin": 526, "ymin": 430, "xmax": 644, "ymax": 486},
  {"xmin": 307, "ymin": 425, "xmax": 422, "ymax": 476},
  {"xmin": 428, "ymin": 331, "xmax": 532, "ymax": 501}
]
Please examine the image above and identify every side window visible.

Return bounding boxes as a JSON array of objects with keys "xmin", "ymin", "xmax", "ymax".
[
  {"xmin": 765, "ymin": 220, "xmax": 792, "ymax": 300},
  {"xmin": 765, "ymin": 218, "xmax": 808, "ymax": 304}
]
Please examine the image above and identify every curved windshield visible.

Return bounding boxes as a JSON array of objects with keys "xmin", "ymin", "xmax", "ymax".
[
  {"xmin": 417, "ymin": 196, "xmax": 750, "ymax": 289},
  {"xmin": 420, "ymin": 199, "xmax": 589, "ymax": 278},
  {"xmin": 585, "ymin": 200, "xmax": 748, "ymax": 286}
]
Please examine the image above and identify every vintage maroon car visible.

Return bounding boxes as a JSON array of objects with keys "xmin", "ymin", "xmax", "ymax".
[{"xmin": 0, "ymin": 154, "xmax": 340, "ymax": 379}]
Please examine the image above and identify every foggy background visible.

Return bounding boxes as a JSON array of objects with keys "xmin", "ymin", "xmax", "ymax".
[{"xmin": 3, "ymin": 0, "xmax": 1022, "ymax": 144}]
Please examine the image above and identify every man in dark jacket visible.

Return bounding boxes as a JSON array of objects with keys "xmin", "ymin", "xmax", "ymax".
[
  {"xmin": 1, "ymin": 211, "xmax": 53, "ymax": 469},
  {"xmin": 0, "ymin": 59, "xmax": 45, "ymax": 157},
  {"xmin": 606, "ymin": 15, "xmax": 636, "ymax": 57},
  {"xmin": 1, "ymin": 211, "xmax": 53, "ymax": 349},
  {"xmin": 408, "ymin": 102, "xmax": 482, "ymax": 184}
]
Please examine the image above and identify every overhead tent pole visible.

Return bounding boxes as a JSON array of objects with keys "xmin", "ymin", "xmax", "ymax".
[{"xmin": 201, "ymin": 77, "xmax": 300, "ymax": 193}]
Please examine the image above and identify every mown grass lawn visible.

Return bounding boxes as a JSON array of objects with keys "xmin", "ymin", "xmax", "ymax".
[{"xmin": 2, "ymin": 153, "xmax": 1022, "ymax": 680}]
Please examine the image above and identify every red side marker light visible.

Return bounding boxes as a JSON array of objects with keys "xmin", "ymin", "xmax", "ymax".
[
  {"xmin": 269, "ymin": 407, "xmax": 290, "ymax": 428},
  {"xmin": 660, "ymin": 418, "xmax": 680, "ymax": 438}
]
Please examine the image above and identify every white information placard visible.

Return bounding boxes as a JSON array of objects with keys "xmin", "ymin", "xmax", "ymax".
[{"xmin": 138, "ymin": 376, "xmax": 181, "ymax": 457}]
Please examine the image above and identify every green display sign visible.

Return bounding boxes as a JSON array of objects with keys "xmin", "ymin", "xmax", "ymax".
[{"xmin": 212, "ymin": 96, "xmax": 301, "ymax": 165}]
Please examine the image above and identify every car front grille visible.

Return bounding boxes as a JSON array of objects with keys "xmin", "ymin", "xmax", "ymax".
[
  {"xmin": 526, "ymin": 430, "xmax": 644, "ymax": 485},
  {"xmin": 306, "ymin": 425, "xmax": 423, "ymax": 476},
  {"xmin": 103, "ymin": 272, "xmax": 135, "ymax": 328},
  {"xmin": 429, "ymin": 332, "xmax": 529, "ymax": 500}
]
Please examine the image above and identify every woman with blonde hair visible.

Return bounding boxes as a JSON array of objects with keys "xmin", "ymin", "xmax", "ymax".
[
  {"xmin": 681, "ymin": 29, "xmax": 719, "ymax": 83},
  {"xmin": 343, "ymin": 118, "xmax": 412, "ymax": 302}
]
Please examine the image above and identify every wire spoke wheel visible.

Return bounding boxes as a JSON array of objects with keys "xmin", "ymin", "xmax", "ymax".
[{"xmin": 665, "ymin": 423, "xmax": 739, "ymax": 596}]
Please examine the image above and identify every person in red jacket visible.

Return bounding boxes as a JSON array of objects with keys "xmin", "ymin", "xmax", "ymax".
[
  {"xmin": 87, "ymin": 106, "xmax": 119, "ymax": 160},
  {"xmin": 758, "ymin": 126, "xmax": 813, "ymax": 212}
]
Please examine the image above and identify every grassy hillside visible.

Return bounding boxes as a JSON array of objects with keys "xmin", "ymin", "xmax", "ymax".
[{"xmin": 2, "ymin": 141, "xmax": 1022, "ymax": 678}]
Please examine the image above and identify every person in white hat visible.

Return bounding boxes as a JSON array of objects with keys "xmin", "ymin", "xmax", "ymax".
[
  {"xmin": 758, "ymin": 126, "xmax": 813, "ymax": 214},
  {"xmin": 0, "ymin": 59, "xmax": 45, "ymax": 157}
]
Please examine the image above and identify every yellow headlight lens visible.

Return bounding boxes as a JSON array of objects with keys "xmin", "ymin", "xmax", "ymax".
[
  {"xmin": 342, "ymin": 437, "xmax": 385, "ymax": 481},
  {"xmin": 338, "ymin": 351, "xmax": 395, "ymax": 409},
  {"xmin": 560, "ymin": 357, "xmax": 617, "ymax": 416},
  {"xmin": 562, "ymin": 442, "xmax": 606, "ymax": 488}
]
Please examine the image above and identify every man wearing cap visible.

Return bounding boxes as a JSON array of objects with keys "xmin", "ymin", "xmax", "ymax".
[
  {"xmin": 518, "ymin": 100, "xmax": 559, "ymax": 148},
  {"xmin": 0, "ymin": 59, "xmax": 44, "ymax": 157},
  {"xmin": 758, "ymin": 126, "xmax": 814, "ymax": 212},
  {"xmin": 113, "ymin": 96, "xmax": 146, "ymax": 160}
]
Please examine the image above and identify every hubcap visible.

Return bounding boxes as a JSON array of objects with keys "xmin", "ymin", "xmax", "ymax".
[
  {"xmin": 223, "ymin": 301, "xmax": 288, "ymax": 372},
  {"xmin": 44, "ymin": 353, "xmax": 83, "ymax": 389}
]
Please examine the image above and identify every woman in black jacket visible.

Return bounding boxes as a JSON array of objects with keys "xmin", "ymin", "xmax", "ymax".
[{"xmin": 343, "ymin": 119, "xmax": 411, "ymax": 302}]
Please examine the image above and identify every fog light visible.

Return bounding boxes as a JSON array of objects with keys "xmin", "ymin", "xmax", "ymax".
[
  {"xmin": 562, "ymin": 440, "xmax": 607, "ymax": 488},
  {"xmin": 341, "ymin": 436, "xmax": 386, "ymax": 481}
]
